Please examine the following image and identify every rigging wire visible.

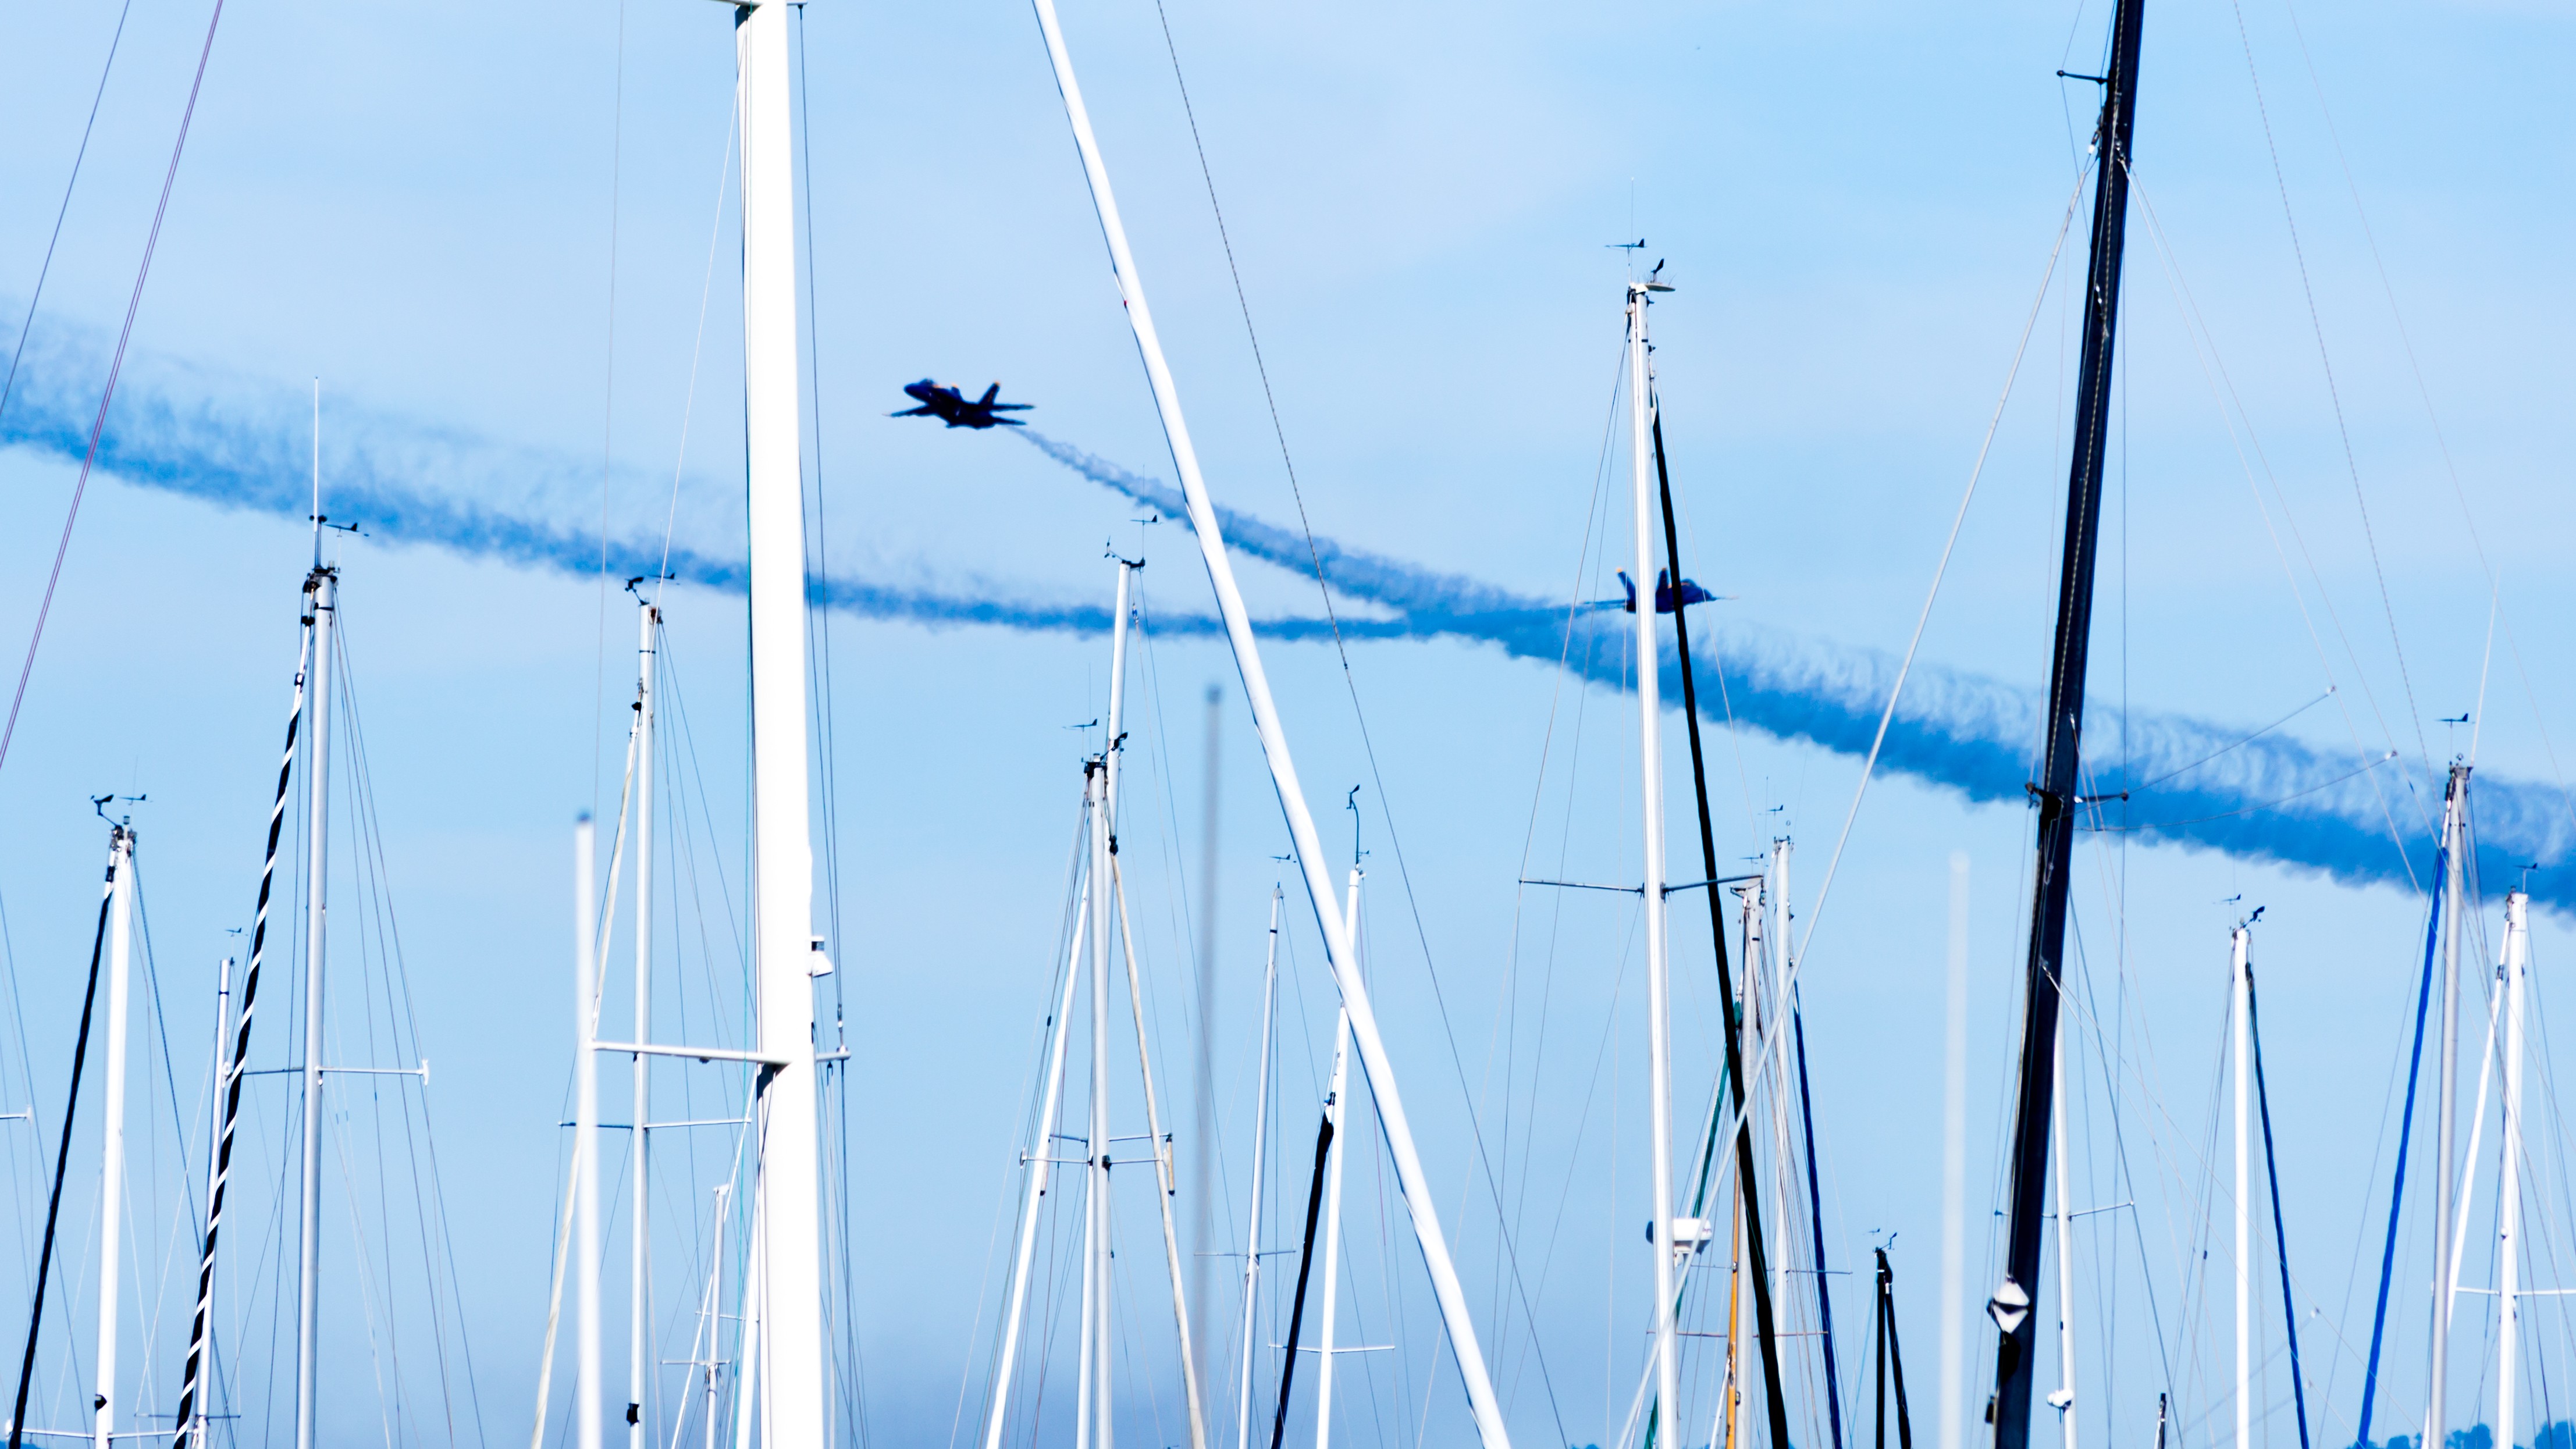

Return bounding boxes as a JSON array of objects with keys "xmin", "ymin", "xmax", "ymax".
[
  {"xmin": 788, "ymin": 12, "xmax": 866, "ymax": 1439},
  {"xmin": 0, "ymin": 0, "xmax": 230, "ymax": 783},
  {"xmin": 332, "ymin": 615, "xmax": 489, "ymax": 1446},
  {"xmin": 654, "ymin": 90, "xmax": 742, "ymax": 592},
  {"xmin": 2118, "ymin": 171, "xmax": 2419, "ymax": 883},
  {"xmin": 594, "ymin": 0, "xmax": 631, "ymax": 824},
  {"xmin": 1140, "ymin": 13, "xmax": 1568, "ymax": 1432},
  {"xmin": 1792, "ymin": 162, "xmax": 2088, "ymax": 967},
  {"xmin": 2270, "ymin": 0, "xmax": 2576, "ymax": 850},
  {"xmin": 0, "ymin": 0, "xmax": 135, "ymax": 429},
  {"xmin": 2224, "ymin": 0, "xmax": 2435, "ymax": 798}
]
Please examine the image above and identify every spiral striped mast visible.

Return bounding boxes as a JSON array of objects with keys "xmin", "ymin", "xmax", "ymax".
[{"xmin": 167, "ymin": 620, "xmax": 312, "ymax": 1449}]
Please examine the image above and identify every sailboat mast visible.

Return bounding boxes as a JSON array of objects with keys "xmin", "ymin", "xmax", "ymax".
[
  {"xmin": 1023, "ymin": 10, "xmax": 1509, "ymax": 1438},
  {"xmin": 2232, "ymin": 927, "xmax": 2250, "ymax": 1449},
  {"xmin": 294, "ymin": 564, "xmax": 336, "ymax": 1449},
  {"xmin": 193, "ymin": 954, "xmax": 230, "ymax": 1449},
  {"xmin": 171, "ymin": 628, "xmax": 309, "ymax": 1449},
  {"xmin": 1087, "ymin": 558, "xmax": 1141, "ymax": 1449},
  {"xmin": 1088, "ymin": 749, "xmax": 1116, "ymax": 1449},
  {"xmin": 1645, "ymin": 321, "xmax": 1791, "ymax": 1449},
  {"xmin": 1236, "ymin": 890, "xmax": 1282, "ymax": 1449},
  {"xmin": 631, "ymin": 601, "xmax": 657, "ymax": 1447},
  {"xmin": 1989, "ymin": 4, "xmax": 2141, "ymax": 1444},
  {"xmin": 2497, "ymin": 889, "xmax": 2529, "ymax": 1449},
  {"xmin": 1625, "ymin": 274, "xmax": 1682, "ymax": 1444},
  {"xmin": 91, "ymin": 824, "xmax": 136, "ymax": 1449},
  {"xmin": 576, "ymin": 818, "xmax": 603, "ymax": 1449},
  {"xmin": 1766, "ymin": 840, "xmax": 1791, "ymax": 1340},
  {"xmin": 733, "ymin": 0, "xmax": 827, "ymax": 1438},
  {"xmin": 1311, "ymin": 871, "xmax": 1361, "ymax": 1449},
  {"xmin": 2048, "ymin": 1034, "xmax": 2075, "ymax": 1449},
  {"xmin": 2428, "ymin": 763, "xmax": 2468, "ymax": 1447}
]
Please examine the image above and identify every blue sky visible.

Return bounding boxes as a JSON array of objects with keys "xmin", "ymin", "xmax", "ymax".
[{"xmin": 1, "ymin": 1, "xmax": 2571, "ymax": 1447}]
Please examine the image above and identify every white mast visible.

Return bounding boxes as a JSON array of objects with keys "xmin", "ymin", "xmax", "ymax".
[
  {"xmin": 706, "ymin": 1185, "xmax": 730, "ymax": 1449},
  {"xmin": 196, "ymin": 953, "xmax": 233, "ymax": 1449},
  {"xmin": 1625, "ymin": 274, "xmax": 1681, "ymax": 1445},
  {"xmin": 577, "ymin": 817, "xmax": 603, "ymax": 1449},
  {"xmin": 1766, "ymin": 837, "xmax": 1791, "ymax": 1327},
  {"xmin": 91, "ymin": 824, "xmax": 135, "ymax": 1449},
  {"xmin": 2497, "ymin": 890, "xmax": 2530, "ymax": 1449},
  {"xmin": 294, "ymin": 562, "xmax": 336, "ymax": 1449},
  {"xmin": 1730, "ymin": 881, "xmax": 1763, "ymax": 1449},
  {"xmin": 1088, "ymin": 743, "xmax": 1116, "ymax": 1449},
  {"xmin": 630, "ymin": 600, "xmax": 658, "ymax": 1448},
  {"xmin": 1024, "ymin": 8, "xmax": 1511, "ymax": 1439},
  {"xmin": 1941, "ymin": 853, "xmax": 1969, "ymax": 1449},
  {"xmin": 734, "ymin": 0, "xmax": 827, "ymax": 1438},
  {"xmin": 2049, "ymin": 1031, "xmax": 2077, "ymax": 1449},
  {"xmin": 1236, "ymin": 891, "xmax": 1283, "ymax": 1449},
  {"xmin": 981, "ymin": 878, "xmax": 1091, "ymax": 1449},
  {"xmin": 2231, "ymin": 927, "xmax": 2250, "ymax": 1449},
  {"xmin": 2428, "ymin": 764, "xmax": 2467, "ymax": 1447},
  {"xmin": 1311, "ymin": 871, "xmax": 1361, "ymax": 1449},
  {"xmin": 1080, "ymin": 557, "xmax": 1145, "ymax": 1449}
]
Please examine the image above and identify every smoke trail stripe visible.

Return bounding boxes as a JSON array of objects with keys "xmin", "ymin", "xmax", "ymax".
[{"xmin": 0, "ymin": 345, "xmax": 2561, "ymax": 903}]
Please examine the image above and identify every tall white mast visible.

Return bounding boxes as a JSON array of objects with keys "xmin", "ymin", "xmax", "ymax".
[
  {"xmin": 1236, "ymin": 891, "xmax": 1283, "ymax": 1449},
  {"xmin": 1086, "ymin": 749, "xmax": 1115, "ymax": 1449},
  {"xmin": 1312, "ymin": 871, "xmax": 1361, "ymax": 1449},
  {"xmin": 630, "ymin": 601, "xmax": 658, "ymax": 1448},
  {"xmin": 2428, "ymin": 764, "xmax": 2467, "ymax": 1447},
  {"xmin": 294, "ymin": 563, "xmax": 336, "ymax": 1449},
  {"xmin": 2049, "ymin": 1032, "xmax": 2077, "ymax": 1449},
  {"xmin": 1941, "ymin": 854, "xmax": 1969, "ymax": 1449},
  {"xmin": 1766, "ymin": 837, "xmax": 1791, "ymax": 1325},
  {"xmin": 2231, "ymin": 927, "xmax": 2250, "ymax": 1449},
  {"xmin": 734, "ymin": 0, "xmax": 827, "ymax": 1438},
  {"xmin": 1086, "ymin": 558, "xmax": 1144, "ymax": 1449},
  {"xmin": 2497, "ymin": 891, "xmax": 2530, "ymax": 1449},
  {"xmin": 91, "ymin": 824, "xmax": 136, "ymax": 1449},
  {"xmin": 1024, "ymin": 8, "xmax": 1511, "ymax": 1439},
  {"xmin": 1625, "ymin": 275, "xmax": 1681, "ymax": 1446},
  {"xmin": 706, "ymin": 1185, "xmax": 730, "ymax": 1449},
  {"xmin": 576, "ymin": 818, "xmax": 603, "ymax": 1449},
  {"xmin": 1731, "ymin": 881, "xmax": 1763, "ymax": 1449},
  {"xmin": 195, "ymin": 953, "xmax": 233, "ymax": 1449}
]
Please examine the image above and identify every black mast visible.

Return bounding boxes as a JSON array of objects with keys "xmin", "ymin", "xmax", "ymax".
[
  {"xmin": 1988, "ymin": 4, "xmax": 2142, "ymax": 1447},
  {"xmin": 1647, "ymin": 397, "xmax": 1792, "ymax": 1449}
]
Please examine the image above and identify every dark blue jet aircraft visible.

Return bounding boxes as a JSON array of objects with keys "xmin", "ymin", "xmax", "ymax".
[
  {"xmin": 892, "ymin": 379, "xmax": 1032, "ymax": 429},
  {"xmin": 1616, "ymin": 568, "xmax": 1722, "ymax": 614}
]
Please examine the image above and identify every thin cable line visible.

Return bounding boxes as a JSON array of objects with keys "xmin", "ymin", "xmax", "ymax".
[
  {"xmin": 2118, "ymin": 165, "xmax": 2424, "ymax": 873},
  {"xmin": 2126, "ymin": 690, "xmax": 2331, "ymax": 793},
  {"xmin": 2272, "ymin": 0, "xmax": 2576, "ymax": 851},
  {"xmin": 1145, "ymin": 8, "xmax": 1567, "ymax": 1435},
  {"xmin": 0, "ymin": 0, "xmax": 229, "ymax": 781},
  {"xmin": 593, "ymin": 0, "xmax": 629, "ymax": 823},
  {"xmin": 657, "ymin": 92, "xmax": 741, "ymax": 593},
  {"xmin": 2226, "ymin": 0, "xmax": 2432, "ymax": 789},
  {"xmin": 1796, "ymin": 164, "xmax": 2090, "ymax": 964},
  {"xmin": 0, "ymin": 0, "xmax": 136, "ymax": 427}
]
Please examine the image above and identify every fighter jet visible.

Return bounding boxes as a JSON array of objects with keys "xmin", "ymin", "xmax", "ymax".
[
  {"xmin": 1616, "ymin": 568, "xmax": 1724, "ymax": 614},
  {"xmin": 892, "ymin": 379, "xmax": 1032, "ymax": 429}
]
